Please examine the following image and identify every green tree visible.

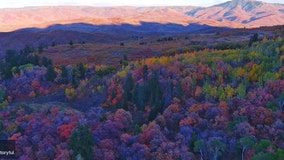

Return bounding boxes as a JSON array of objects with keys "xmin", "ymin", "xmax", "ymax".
[
  {"xmin": 217, "ymin": 86, "xmax": 226, "ymax": 101},
  {"xmin": 122, "ymin": 72, "xmax": 134, "ymax": 110},
  {"xmin": 254, "ymin": 139, "xmax": 271, "ymax": 153},
  {"xmin": 69, "ymin": 40, "xmax": 73, "ymax": 46},
  {"xmin": 148, "ymin": 72, "xmax": 164, "ymax": 121},
  {"xmin": 120, "ymin": 55, "xmax": 128, "ymax": 68},
  {"xmin": 46, "ymin": 65, "xmax": 57, "ymax": 82},
  {"xmin": 252, "ymin": 149, "xmax": 284, "ymax": 160},
  {"xmin": 51, "ymin": 41, "xmax": 56, "ymax": 47},
  {"xmin": 0, "ymin": 89, "xmax": 6, "ymax": 103},
  {"xmin": 69, "ymin": 122, "xmax": 94, "ymax": 160},
  {"xmin": 77, "ymin": 63, "xmax": 86, "ymax": 79},
  {"xmin": 5, "ymin": 49, "xmax": 17, "ymax": 66},
  {"xmin": 61, "ymin": 65, "xmax": 69, "ymax": 84},
  {"xmin": 28, "ymin": 54, "xmax": 40, "ymax": 66},
  {"xmin": 249, "ymin": 33, "xmax": 258, "ymax": 47},
  {"xmin": 236, "ymin": 83, "xmax": 246, "ymax": 99},
  {"xmin": 1, "ymin": 65, "xmax": 13, "ymax": 80},
  {"xmin": 203, "ymin": 82, "xmax": 211, "ymax": 100},
  {"xmin": 143, "ymin": 65, "xmax": 148, "ymax": 81},
  {"xmin": 194, "ymin": 140, "xmax": 205, "ymax": 160},
  {"xmin": 38, "ymin": 44, "xmax": 44, "ymax": 53},
  {"xmin": 207, "ymin": 137, "xmax": 226, "ymax": 160},
  {"xmin": 132, "ymin": 83, "xmax": 146, "ymax": 111},
  {"xmin": 41, "ymin": 56, "xmax": 52, "ymax": 67},
  {"xmin": 176, "ymin": 79, "xmax": 183, "ymax": 100},
  {"xmin": 239, "ymin": 135, "xmax": 256, "ymax": 160}
]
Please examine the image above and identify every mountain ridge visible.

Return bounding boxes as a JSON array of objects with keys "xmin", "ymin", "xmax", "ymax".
[
  {"xmin": 188, "ymin": 0, "xmax": 284, "ymax": 27},
  {"xmin": 0, "ymin": 0, "xmax": 283, "ymax": 32}
]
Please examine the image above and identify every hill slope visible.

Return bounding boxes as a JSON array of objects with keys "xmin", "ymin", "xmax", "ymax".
[
  {"xmin": 1, "ymin": 0, "xmax": 284, "ymax": 32},
  {"xmin": 187, "ymin": 0, "xmax": 284, "ymax": 27},
  {"xmin": 0, "ymin": 6, "xmax": 199, "ymax": 32}
]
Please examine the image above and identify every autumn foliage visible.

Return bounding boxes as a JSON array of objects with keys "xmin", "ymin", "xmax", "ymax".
[{"xmin": 0, "ymin": 37, "xmax": 283, "ymax": 159}]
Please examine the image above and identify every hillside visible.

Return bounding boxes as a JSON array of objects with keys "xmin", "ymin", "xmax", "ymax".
[
  {"xmin": 1, "ymin": 0, "xmax": 284, "ymax": 33},
  {"xmin": 0, "ymin": 6, "xmax": 198, "ymax": 32},
  {"xmin": 187, "ymin": 0, "xmax": 284, "ymax": 27},
  {"xmin": 0, "ymin": 1, "xmax": 283, "ymax": 159},
  {"xmin": 0, "ymin": 35, "xmax": 283, "ymax": 159}
]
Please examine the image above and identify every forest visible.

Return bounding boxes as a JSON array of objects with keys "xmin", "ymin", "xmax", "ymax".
[{"xmin": 0, "ymin": 36, "xmax": 283, "ymax": 160}]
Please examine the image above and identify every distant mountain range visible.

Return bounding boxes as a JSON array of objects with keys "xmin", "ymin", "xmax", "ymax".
[{"xmin": 0, "ymin": 0, "xmax": 283, "ymax": 32}]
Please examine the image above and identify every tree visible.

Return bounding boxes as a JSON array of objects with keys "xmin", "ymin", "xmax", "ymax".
[
  {"xmin": 77, "ymin": 63, "xmax": 86, "ymax": 79},
  {"xmin": 194, "ymin": 140, "xmax": 205, "ymax": 160},
  {"xmin": 143, "ymin": 65, "xmax": 148, "ymax": 81},
  {"xmin": 122, "ymin": 73, "xmax": 134, "ymax": 110},
  {"xmin": 1, "ymin": 64, "xmax": 13, "ymax": 80},
  {"xmin": 164, "ymin": 78, "xmax": 173, "ymax": 108},
  {"xmin": 51, "ymin": 41, "xmax": 56, "ymax": 47},
  {"xmin": 132, "ymin": 83, "xmax": 146, "ymax": 111},
  {"xmin": 237, "ymin": 83, "xmax": 246, "ymax": 99},
  {"xmin": 119, "ymin": 55, "xmax": 128, "ymax": 68},
  {"xmin": 27, "ymin": 54, "xmax": 40, "ymax": 66},
  {"xmin": 224, "ymin": 84, "xmax": 235, "ymax": 100},
  {"xmin": 0, "ymin": 89, "xmax": 6, "ymax": 103},
  {"xmin": 253, "ymin": 139, "xmax": 271, "ymax": 153},
  {"xmin": 249, "ymin": 33, "xmax": 258, "ymax": 47},
  {"xmin": 175, "ymin": 80, "xmax": 184, "ymax": 100},
  {"xmin": 238, "ymin": 135, "xmax": 256, "ymax": 160},
  {"xmin": 69, "ymin": 40, "xmax": 73, "ymax": 46},
  {"xmin": 61, "ymin": 65, "xmax": 69, "ymax": 84},
  {"xmin": 46, "ymin": 65, "xmax": 57, "ymax": 82},
  {"xmin": 5, "ymin": 49, "xmax": 17, "ymax": 66},
  {"xmin": 38, "ymin": 44, "xmax": 44, "ymax": 53},
  {"xmin": 207, "ymin": 137, "xmax": 226, "ymax": 160},
  {"xmin": 149, "ymin": 72, "xmax": 164, "ymax": 120},
  {"xmin": 41, "ymin": 56, "xmax": 52, "ymax": 67},
  {"xmin": 69, "ymin": 122, "xmax": 94, "ymax": 160}
]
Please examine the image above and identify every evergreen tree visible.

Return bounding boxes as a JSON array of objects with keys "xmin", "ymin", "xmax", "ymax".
[
  {"xmin": 5, "ymin": 50, "xmax": 17, "ymax": 66},
  {"xmin": 69, "ymin": 40, "xmax": 73, "ymax": 46},
  {"xmin": 46, "ymin": 65, "xmax": 57, "ymax": 82},
  {"xmin": 61, "ymin": 65, "xmax": 69, "ymax": 84},
  {"xmin": 194, "ymin": 140, "xmax": 205, "ymax": 160},
  {"xmin": 71, "ymin": 68, "xmax": 79, "ymax": 88},
  {"xmin": 69, "ymin": 123, "xmax": 94, "ymax": 160},
  {"xmin": 164, "ymin": 78, "xmax": 173, "ymax": 109},
  {"xmin": 28, "ymin": 54, "xmax": 40, "ymax": 66},
  {"xmin": 41, "ymin": 56, "xmax": 52, "ymax": 67},
  {"xmin": 0, "ymin": 64, "xmax": 13, "ymax": 80},
  {"xmin": 176, "ymin": 79, "xmax": 183, "ymax": 100},
  {"xmin": 148, "ymin": 72, "xmax": 164, "ymax": 120},
  {"xmin": 122, "ymin": 72, "xmax": 134, "ymax": 110},
  {"xmin": 23, "ymin": 45, "xmax": 34, "ymax": 54},
  {"xmin": 143, "ymin": 65, "xmax": 148, "ymax": 81},
  {"xmin": 249, "ymin": 33, "xmax": 258, "ymax": 47},
  {"xmin": 0, "ymin": 89, "xmax": 6, "ymax": 103},
  {"xmin": 38, "ymin": 45, "xmax": 44, "ymax": 54},
  {"xmin": 133, "ymin": 83, "xmax": 146, "ymax": 111},
  {"xmin": 77, "ymin": 63, "xmax": 86, "ymax": 79},
  {"xmin": 120, "ymin": 55, "xmax": 128, "ymax": 68}
]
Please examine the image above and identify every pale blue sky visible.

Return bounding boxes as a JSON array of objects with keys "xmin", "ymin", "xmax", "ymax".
[{"xmin": 0, "ymin": 0, "xmax": 283, "ymax": 8}]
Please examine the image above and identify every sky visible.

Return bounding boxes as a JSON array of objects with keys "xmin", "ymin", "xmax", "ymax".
[{"xmin": 0, "ymin": 0, "xmax": 283, "ymax": 8}]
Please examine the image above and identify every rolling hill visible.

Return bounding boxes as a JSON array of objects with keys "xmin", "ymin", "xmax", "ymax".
[
  {"xmin": 0, "ymin": 6, "xmax": 198, "ymax": 32},
  {"xmin": 1, "ymin": 0, "xmax": 283, "ymax": 33},
  {"xmin": 0, "ymin": 0, "xmax": 283, "ymax": 57}
]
